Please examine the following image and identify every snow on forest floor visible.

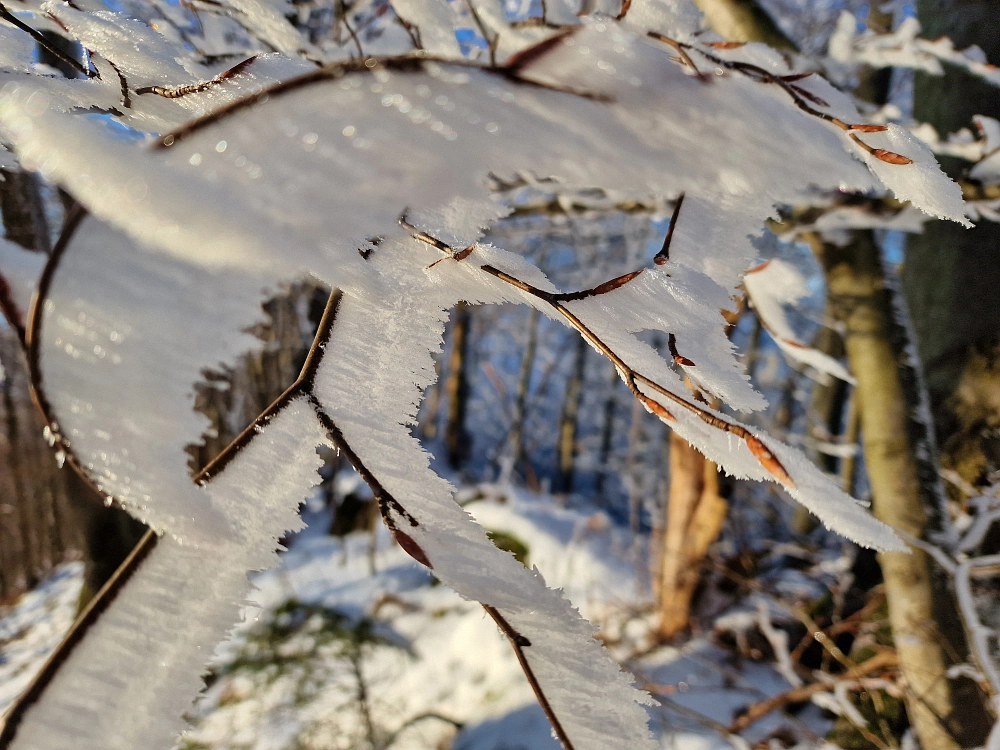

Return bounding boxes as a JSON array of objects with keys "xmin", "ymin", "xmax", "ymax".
[
  {"xmin": 0, "ymin": 485, "xmax": 837, "ymax": 749},
  {"xmin": 0, "ymin": 562, "xmax": 83, "ymax": 714}
]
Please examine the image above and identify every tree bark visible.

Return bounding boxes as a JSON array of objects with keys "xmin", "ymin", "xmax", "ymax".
[
  {"xmin": 509, "ymin": 307, "xmax": 539, "ymax": 473},
  {"xmin": 1, "ymin": 167, "xmax": 147, "ymax": 607},
  {"xmin": 656, "ymin": 431, "xmax": 727, "ymax": 640},
  {"xmin": 820, "ymin": 233, "xmax": 961, "ymax": 750},
  {"xmin": 690, "ymin": 0, "xmax": 797, "ymax": 50},
  {"xmin": 908, "ymin": 0, "xmax": 1000, "ymax": 483},
  {"xmin": 443, "ymin": 301, "xmax": 472, "ymax": 469},
  {"xmin": 555, "ymin": 335, "xmax": 587, "ymax": 493}
]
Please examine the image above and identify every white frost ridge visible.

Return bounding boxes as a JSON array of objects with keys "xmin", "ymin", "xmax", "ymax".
[{"xmin": 0, "ymin": 9, "xmax": 969, "ymax": 750}]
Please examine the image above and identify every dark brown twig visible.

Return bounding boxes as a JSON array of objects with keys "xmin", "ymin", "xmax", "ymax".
[
  {"xmin": 647, "ymin": 32, "xmax": 913, "ymax": 165},
  {"xmin": 106, "ymin": 59, "xmax": 131, "ymax": 109},
  {"xmin": 337, "ymin": 1, "xmax": 364, "ymax": 59},
  {"xmin": 24, "ymin": 205, "xmax": 116, "ymax": 507},
  {"xmin": 483, "ymin": 605, "xmax": 576, "ymax": 750},
  {"xmin": 463, "ymin": 0, "xmax": 498, "ymax": 68},
  {"xmin": 136, "ymin": 55, "xmax": 257, "ymax": 99},
  {"xmin": 646, "ymin": 32, "xmax": 707, "ymax": 81},
  {"xmin": 399, "ymin": 217, "xmax": 798, "ymax": 489},
  {"xmin": 388, "ymin": 1, "xmax": 422, "ymax": 50},
  {"xmin": 729, "ymin": 652, "xmax": 899, "ymax": 732},
  {"xmin": 152, "ymin": 48, "xmax": 608, "ymax": 150},
  {"xmin": 0, "ymin": 529, "xmax": 158, "ymax": 748},
  {"xmin": 654, "ymin": 192, "xmax": 684, "ymax": 266},
  {"xmin": 0, "ymin": 2, "xmax": 92, "ymax": 77}
]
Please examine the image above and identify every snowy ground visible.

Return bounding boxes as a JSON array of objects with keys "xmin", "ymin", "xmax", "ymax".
[
  {"xmin": 0, "ymin": 562, "xmax": 83, "ymax": 714},
  {"xmin": 0, "ymin": 486, "xmax": 835, "ymax": 750}
]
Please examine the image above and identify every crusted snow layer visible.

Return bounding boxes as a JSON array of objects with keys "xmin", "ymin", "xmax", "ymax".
[
  {"xmin": 10, "ymin": 398, "xmax": 329, "ymax": 750},
  {"xmin": 744, "ymin": 258, "xmax": 855, "ymax": 384},
  {"xmin": 0, "ymin": 14, "xmax": 956, "ymax": 750},
  {"xmin": 312, "ymin": 249, "xmax": 659, "ymax": 749},
  {"xmin": 0, "ymin": 563, "xmax": 83, "ymax": 716},
  {"xmin": 0, "ymin": 25, "xmax": 34, "ymax": 74},
  {"xmin": 850, "ymin": 124, "xmax": 970, "ymax": 227},
  {"xmin": 30, "ymin": 216, "xmax": 271, "ymax": 539},
  {"xmin": 0, "ymin": 236, "xmax": 45, "ymax": 324}
]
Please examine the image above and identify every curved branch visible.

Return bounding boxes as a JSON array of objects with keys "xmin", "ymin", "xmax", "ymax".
[
  {"xmin": 135, "ymin": 55, "xmax": 257, "ymax": 99},
  {"xmin": 23, "ymin": 204, "xmax": 117, "ymax": 506},
  {"xmin": 399, "ymin": 212, "xmax": 797, "ymax": 488},
  {"xmin": 152, "ymin": 39, "xmax": 607, "ymax": 150},
  {"xmin": 647, "ymin": 32, "xmax": 914, "ymax": 166},
  {"xmin": 0, "ymin": 2, "xmax": 92, "ymax": 78},
  {"xmin": 0, "ymin": 529, "xmax": 158, "ymax": 749}
]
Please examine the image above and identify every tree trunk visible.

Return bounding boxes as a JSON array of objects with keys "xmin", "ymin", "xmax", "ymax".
[
  {"xmin": 443, "ymin": 301, "xmax": 472, "ymax": 469},
  {"xmin": 690, "ymin": 0, "xmax": 796, "ymax": 50},
  {"xmin": 595, "ymin": 363, "xmax": 619, "ymax": 497},
  {"xmin": 909, "ymin": 0, "xmax": 1000, "ymax": 486},
  {"xmin": 0, "ymin": 169, "xmax": 51, "ymax": 254},
  {"xmin": 0, "ymin": 331, "xmax": 88, "ymax": 603},
  {"xmin": 1, "ymin": 167, "xmax": 147, "ymax": 607},
  {"xmin": 692, "ymin": 0, "xmax": 988, "ymax": 740},
  {"xmin": 555, "ymin": 335, "xmax": 587, "ymax": 493},
  {"xmin": 509, "ymin": 307, "xmax": 539, "ymax": 474},
  {"xmin": 820, "ymin": 233, "xmax": 961, "ymax": 750},
  {"xmin": 656, "ymin": 431, "xmax": 727, "ymax": 640}
]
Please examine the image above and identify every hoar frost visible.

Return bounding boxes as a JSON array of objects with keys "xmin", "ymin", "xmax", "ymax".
[{"xmin": 0, "ymin": 5, "xmax": 973, "ymax": 750}]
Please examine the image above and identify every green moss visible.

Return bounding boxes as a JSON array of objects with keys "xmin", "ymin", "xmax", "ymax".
[
  {"xmin": 826, "ymin": 687, "xmax": 906, "ymax": 749},
  {"xmin": 486, "ymin": 530, "xmax": 529, "ymax": 567}
]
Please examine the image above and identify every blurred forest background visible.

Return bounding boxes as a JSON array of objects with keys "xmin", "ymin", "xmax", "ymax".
[{"xmin": 2, "ymin": 0, "xmax": 1000, "ymax": 748}]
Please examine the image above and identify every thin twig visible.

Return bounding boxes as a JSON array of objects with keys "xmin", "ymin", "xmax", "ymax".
[
  {"xmin": 463, "ymin": 0, "xmax": 498, "ymax": 68},
  {"xmin": 0, "ymin": 530, "xmax": 158, "ymax": 748},
  {"xmin": 24, "ymin": 205, "xmax": 117, "ymax": 506},
  {"xmin": 654, "ymin": 193, "xmax": 684, "ymax": 265},
  {"xmin": 107, "ymin": 59, "xmax": 131, "ymax": 108},
  {"xmin": 646, "ymin": 32, "xmax": 707, "ymax": 81},
  {"xmin": 483, "ymin": 605, "xmax": 576, "ymax": 750},
  {"xmin": 153, "ymin": 47, "xmax": 607, "ymax": 149},
  {"xmin": 136, "ymin": 55, "xmax": 257, "ymax": 99},
  {"xmin": 0, "ymin": 1, "xmax": 92, "ymax": 77},
  {"xmin": 388, "ymin": 1, "xmax": 422, "ymax": 50},
  {"xmin": 399, "ymin": 213, "xmax": 798, "ymax": 490},
  {"xmin": 337, "ymin": 1, "xmax": 364, "ymax": 59},
  {"xmin": 729, "ymin": 652, "xmax": 898, "ymax": 732},
  {"xmin": 647, "ymin": 32, "xmax": 914, "ymax": 165}
]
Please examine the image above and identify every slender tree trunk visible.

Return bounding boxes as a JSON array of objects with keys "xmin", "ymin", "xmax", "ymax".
[
  {"xmin": 794, "ymin": 318, "xmax": 849, "ymax": 534},
  {"xmin": 555, "ymin": 335, "xmax": 587, "ymax": 493},
  {"xmin": 0, "ymin": 169, "xmax": 51, "ymax": 253},
  {"xmin": 820, "ymin": 233, "xmax": 961, "ymax": 750},
  {"xmin": 656, "ymin": 431, "xmax": 727, "ymax": 640},
  {"xmin": 690, "ymin": 0, "xmax": 796, "ymax": 50},
  {"xmin": 1, "ymin": 163, "xmax": 146, "ymax": 607},
  {"xmin": 909, "ymin": 0, "xmax": 1000, "ymax": 484},
  {"xmin": 595, "ymin": 363, "xmax": 619, "ymax": 496},
  {"xmin": 443, "ymin": 302, "xmax": 472, "ymax": 469},
  {"xmin": 509, "ymin": 307, "xmax": 539, "ymax": 472}
]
